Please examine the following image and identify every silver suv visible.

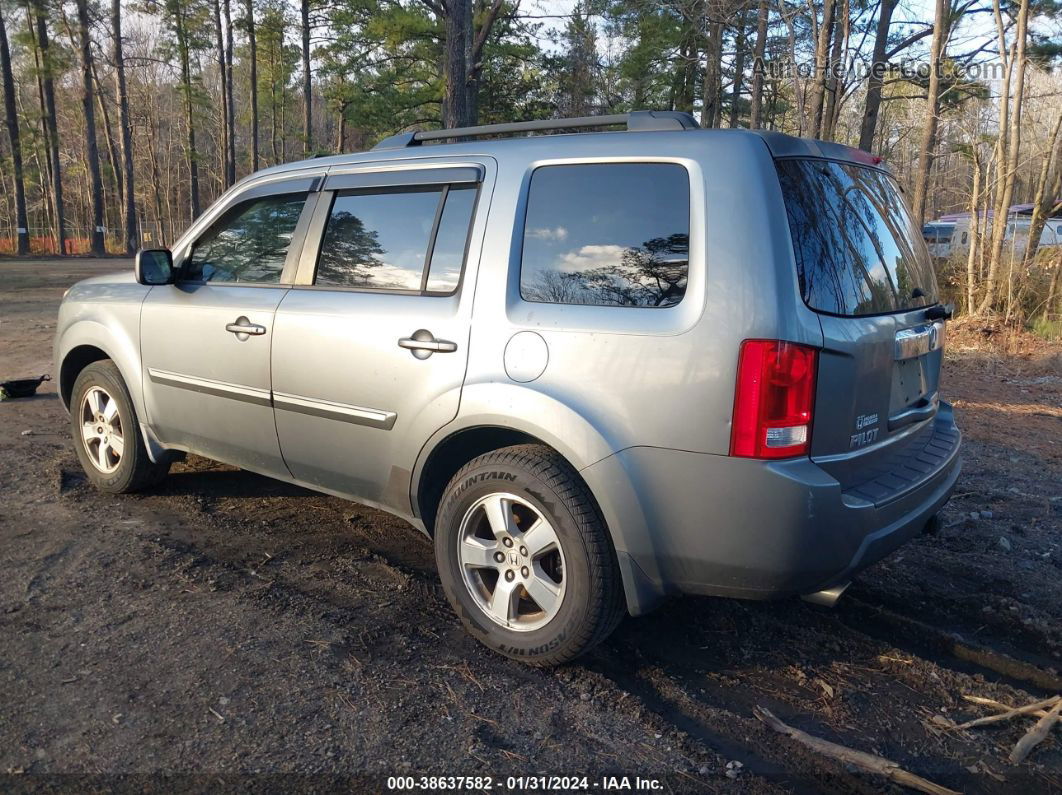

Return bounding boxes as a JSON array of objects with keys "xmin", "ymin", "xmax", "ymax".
[{"xmin": 54, "ymin": 112, "xmax": 961, "ymax": 665}]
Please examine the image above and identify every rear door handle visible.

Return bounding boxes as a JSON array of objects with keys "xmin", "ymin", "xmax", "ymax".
[
  {"xmin": 225, "ymin": 318, "xmax": 267, "ymax": 336},
  {"xmin": 398, "ymin": 330, "xmax": 458, "ymax": 359}
]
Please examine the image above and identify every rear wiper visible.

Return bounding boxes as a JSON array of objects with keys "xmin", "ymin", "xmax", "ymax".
[{"xmin": 925, "ymin": 303, "xmax": 954, "ymax": 321}]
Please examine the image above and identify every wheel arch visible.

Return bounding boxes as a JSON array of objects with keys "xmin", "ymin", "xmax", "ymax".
[
  {"xmin": 411, "ymin": 385, "xmax": 665, "ymax": 617},
  {"xmin": 59, "ymin": 344, "xmax": 110, "ymax": 409},
  {"xmin": 56, "ymin": 321, "xmax": 145, "ymax": 421}
]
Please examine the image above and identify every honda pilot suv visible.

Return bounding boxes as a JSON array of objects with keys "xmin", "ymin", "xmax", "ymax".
[{"xmin": 54, "ymin": 112, "xmax": 961, "ymax": 665}]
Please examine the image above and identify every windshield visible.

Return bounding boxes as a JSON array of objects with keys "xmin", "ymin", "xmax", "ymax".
[{"xmin": 776, "ymin": 158, "xmax": 940, "ymax": 316}]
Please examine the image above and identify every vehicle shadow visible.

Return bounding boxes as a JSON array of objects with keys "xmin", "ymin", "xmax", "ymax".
[{"xmin": 156, "ymin": 462, "xmax": 318, "ymax": 500}]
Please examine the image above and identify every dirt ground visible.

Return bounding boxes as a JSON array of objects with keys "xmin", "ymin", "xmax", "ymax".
[{"xmin": 1, "ymin": 258, "xmax": 1060, "ymax": 793}]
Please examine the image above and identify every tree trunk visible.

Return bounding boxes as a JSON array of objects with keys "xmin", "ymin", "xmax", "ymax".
[
  {"xmin": 212, "ymin": 0, "xmax": 231, "ymax": 188},
  {"xmin": 910, "ymin": 0, "xmax": 947, "ymax": 225},
  {"xmin": 979, "ymin": 0, "xmax": 1029, "ymax": 314},
  {"xmin": 822, "ymin": 0, "xmax": 847, "ymax": 140},
  {"xmin": 29, "ymin": 13, "xmax": 56, "ymax": 239},
  {"xmin": 223, "ymin": 0, "xmax": 235, "ymax": 182},
  {"xmin": 89, "ymin": 59, "xmax": 123, "ymax": 214},
  {"xmin": 1020, "ymin": 112, "xmax": 1062, "ymax": 272},
  {"xmin": 245, "ymin": 0, "xmax": 259, "ymax": 171},
  {"xmin": 1045, "ymin": 258, "xmax": 1061, "ymax": 321},
  {"xmin": 728, "ymin": 12, "xmax": 748, "ymax": 128},
  {"xmin": 965, "ymin": 148, "xmax": 982, "ymax": 312},
  {"xmin": 749, "ymin": 0, "xmax": 768, "ymax": 129},
  {"xmin": 336, "ymin": 104, "xmax": 345, "ymax": 153},
  {"xmin": 173, "ymin": 1, "xmax": 200, "ymax": 219},
  {"xmin": 858, "ymin": 0, "xmax": 898, "ymax": 151},
  {"xmin": 443, "ymin": 0, "xmax": 472, "ymax": 127},
  {"xmin": 113, "ymin": 0, "xmax": 137, "ymax": 253},
  {"xmin": 807, "ymin": 0, "xmax": 836, "ymax": 139},
  {"xmin": 301, "ymin": 0, "xmax": 311, "ymax": 153},
  {"xmin": 76, "ymin": 0, "xmax": 106, "ymax": 255},
  {"xmin": 701, "ymin": 16, "xmax": 723, "ymax": 128},
  {"xmin": 0, "ymin": 6, "xmax": 28, "ymax": 254},
  {"xmin": 33, "ymin": 1, "xmax": 66, "ymax": 254}
]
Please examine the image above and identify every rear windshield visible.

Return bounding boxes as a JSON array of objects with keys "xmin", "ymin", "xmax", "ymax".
[{"xmin": 776, "ymin": 158, "xmax": 939, "ymax": 316}]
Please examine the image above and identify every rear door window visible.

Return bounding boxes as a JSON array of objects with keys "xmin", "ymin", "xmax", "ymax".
[
  {"xmin": 315, "ymin": 185, "xmax": 476, "ymax": 294},
  {"xmin": 776, "ymin": 159, "xmax": 939, "ymax": 316},
  {"xmin": 519, "ymin": 163, "xmax": 690, "ymax": 307}
]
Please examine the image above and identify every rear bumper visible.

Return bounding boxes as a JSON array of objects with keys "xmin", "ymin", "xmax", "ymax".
[{"xmin": 582, "ymin": 403, "xmax": 961, "ymax": 615}]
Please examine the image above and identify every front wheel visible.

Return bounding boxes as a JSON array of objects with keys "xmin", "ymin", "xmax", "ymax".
[
  {"xmin": 434, "ymin": 444, "xmax": 625, "ymax": 665},
  {"xmin": 70, "ymin": 360, "xmax": 171, "ymax": 493}
]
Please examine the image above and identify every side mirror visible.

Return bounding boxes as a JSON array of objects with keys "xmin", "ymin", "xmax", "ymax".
[{"xmin": 135, "ymin": 249, "xmax": 174, "ymax": 286}]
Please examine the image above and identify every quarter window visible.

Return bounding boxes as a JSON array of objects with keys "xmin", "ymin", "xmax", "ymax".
[
  {"xmin": 186, "ymin": 193, "xmax": 306, "ymax": 283},
  {"xmin": 315, "ymin": 185, "xmax": 477, "ymax": 294},
  {"xmin": 519, "ymin": 163, "xmax": 691, "ymax": 307}
]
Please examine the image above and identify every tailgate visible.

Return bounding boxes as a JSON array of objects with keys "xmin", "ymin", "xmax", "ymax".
[
  {"xmin": 775, "ymin": 156, "xmax": 954, "ymax": 497},
  {"xmin": 811, "ymin": 311, "xmax": 950, "ymax": 495}
]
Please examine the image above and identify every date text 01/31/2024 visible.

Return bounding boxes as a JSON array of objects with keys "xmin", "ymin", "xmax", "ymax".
[{"xmin": 386, "ymin": 775, "xmax": 664, "ymax": 791}]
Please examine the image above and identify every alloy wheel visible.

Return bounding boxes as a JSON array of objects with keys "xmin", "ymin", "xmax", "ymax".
[
  {"xmin": 79, "ymin": 386, "xmax": 125, "ymax": 474},
  {"xmin": 457, "ymin": 492, "xmax": 567, "ymax": 631}
]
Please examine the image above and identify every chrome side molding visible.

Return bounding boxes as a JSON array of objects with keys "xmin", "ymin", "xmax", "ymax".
[
  {"xmin": 273, "ymin": 391, "xmax": 398, "ymax": 430},
  {"xmin": 147, "ymin": 368, "xmax": 273, "ymax": 407}
]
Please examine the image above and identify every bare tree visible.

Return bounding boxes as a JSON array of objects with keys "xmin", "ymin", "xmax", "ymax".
[
  {"xmin": 212, "ymin": 0, "xmax": 232, "ymax": 186},
  {"xmin": 32, "ymin": 0, "xmax": 66, "ymax": 253},
  {"xmin": 748, "ymin": 0, "xmax": 768, "ymax": 129},
  {"xmin": 806, "ymin": 0, "xmax": 836, "ymax": 138},
  {"xmin": 728, "ymin": 10, "xmax": 749, "ymax": 128},
  {"xmin": 979, "ymin": 0, "xmax": 1030, "ymax": 314},
  {"xmin": 112, "ymin": 0, "xmax": 137, "ymax": 253},
  {"xmin": 75, "ymin": 0, "xmax": 105, "ymax": 255},
  {"xmin": 910, "ymin": 0, "xmax": 948, "ymax": 224},
  {"xmin": 858, "ymin": 0, "xmax": 897, "ymax": 151},
  {"xmin": 821, "ymin": 0, "xmax": 848, "ymax": 140},
  {"xmin": 0, "ymin": 4, "xmax": 28, "ymax": 254},
  {"xmin": 244, "ymin": 0, "xmax": 258, "ymax": 171},
  {"xmin": 301, "ymin": 0, "xmax": 310, "ymax": 153},
  {"xmin": 223, "ymin": 0, "xmax": 234, "ymax": 183},
  {"xmin": 167, "ymin": 0, "xmax": 201, "ymax": 219},
  {"xmin": 964, "ymin": 144, "xmax": 983, "ymax": 312},
  {"xmin": 1019, "ymin": 112, "xmax": 1062, "ymax": 284}
]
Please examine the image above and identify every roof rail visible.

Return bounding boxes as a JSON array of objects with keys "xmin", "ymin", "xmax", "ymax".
[{"xmin": 371, "ymin": 111, "xmax": 699, "ymax": 151}]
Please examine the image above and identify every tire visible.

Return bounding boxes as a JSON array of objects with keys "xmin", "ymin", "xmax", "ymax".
[
  {"xmin": 434, "ymin": 444, "xmax": 625, "ymax": 666},
  {"xmin": 70, "ymin": 360, "xmax": 171, "ymax": 493}
]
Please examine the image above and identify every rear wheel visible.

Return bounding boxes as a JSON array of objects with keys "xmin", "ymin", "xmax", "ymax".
[
  {"xmin": 434, "ymin": 444, "xmax": 625, "ymax": 665},
  {"xmin": 70, "ymin": 360, "xmax": 170, "ymax": 493}
]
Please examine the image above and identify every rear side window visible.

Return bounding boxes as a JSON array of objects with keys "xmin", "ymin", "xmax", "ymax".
[
  {"xmin": 186, "ymin": 193, "xmax": 306, "ymax": 283},
  {"xmin": 315, "ymin": 185, "xmax": 476, "ymax": 294},
  {"xmin": 520, "ymin": 163, "xmax": 690, "ymax": 307},
  {"xmin": 776, "ymin": 159, "xmax": 939, "ymax": 316}
]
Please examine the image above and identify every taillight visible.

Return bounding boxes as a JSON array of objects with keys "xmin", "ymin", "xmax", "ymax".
[{"xmin": 730, "ymin": 340, "xmax": 818, "ymax": 459}]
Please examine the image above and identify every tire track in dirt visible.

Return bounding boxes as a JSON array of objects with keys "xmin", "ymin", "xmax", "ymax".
[
  {"xmin": 837, "ymin": 596, "xmax": 1062, "ymax": 693},
  {"xmin": 49, "ymin": 456, "xmax": 767, "ymax": 788},
  {"xmin": 45, "ymin": 444, "xmax": 1062, "ymax": 790},
  {"xmin": 584, "ymin": 591, "xmax": 1060, "ymax": 793}
]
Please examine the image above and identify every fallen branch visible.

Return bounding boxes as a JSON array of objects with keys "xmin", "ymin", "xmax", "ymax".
[
  {"xmin": 962, "ymin": 694, "xmax": 1052, "ymax": 720},
  {"xmin": 753, "ymin": 706, "xmax": 959, "ymax": 795},
  {"xmin": 955, "ymin": 694, "xmax": 1060, "ymax": 729},
  {"xmin": 1010, "ymin": 698, "xmax": 1062, "ymax": 764}
]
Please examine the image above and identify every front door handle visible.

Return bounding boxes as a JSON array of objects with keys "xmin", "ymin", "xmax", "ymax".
[
  {"xmin": 225, "ymin": 317, "xmax": 267, "ymax": 339},
  {"xmin": 398, "ymin": 329, "xmax": 458, "ymax": 359}
]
